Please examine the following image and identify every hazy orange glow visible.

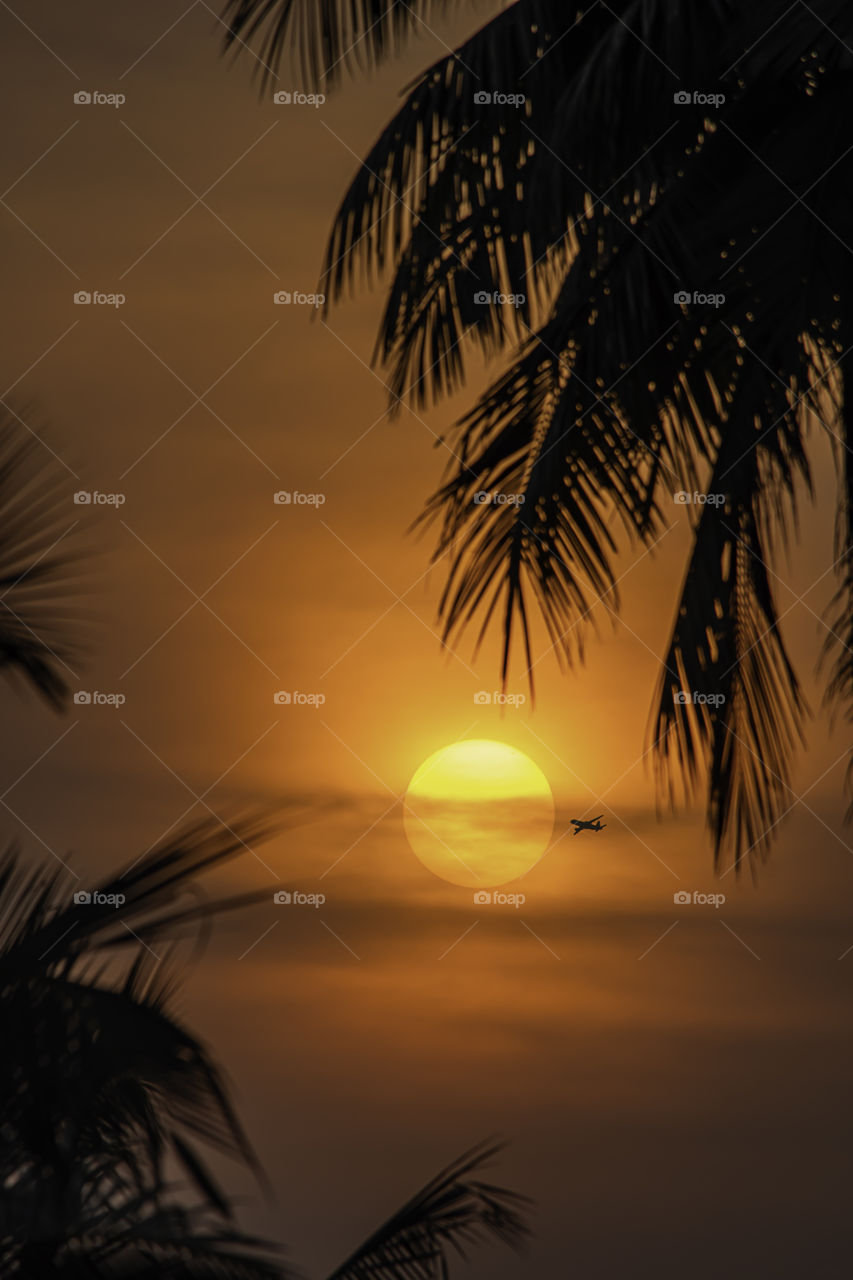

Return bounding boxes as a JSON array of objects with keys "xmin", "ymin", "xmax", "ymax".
[{"xmin": 3, "ymin": 4, "xmax": 853, "ymax": 1276}]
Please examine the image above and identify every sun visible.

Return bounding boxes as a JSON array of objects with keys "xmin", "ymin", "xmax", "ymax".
[{"xmin": 402, "ymin": 739, "xmax": 555, "ymax": 888}]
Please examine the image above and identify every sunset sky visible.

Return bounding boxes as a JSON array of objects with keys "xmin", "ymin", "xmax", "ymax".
[{"xmin": 2, "ymin": 3, "xmax": 853, "ymax": 1276}]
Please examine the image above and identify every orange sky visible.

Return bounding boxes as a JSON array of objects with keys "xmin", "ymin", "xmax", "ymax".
[{"xmin": 2, "ymin": 3, "xmax": 853, "ymax": 1276}]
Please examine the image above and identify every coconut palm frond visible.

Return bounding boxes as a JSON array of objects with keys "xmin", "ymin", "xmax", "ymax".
[
  {"xmin": 0, "ymin": 817, "xmax": 280, "ymax": 1194},
  {"xmin": 216, "ymin": 0, "xmax": 853, "ymax": 864},
  {"xmin": 324, "ymin": 1141, "xmax": 530, "ymax": 1280},
  {"xmin": 652, "ymin": 500, "xmax": 806, "ymax": 874},
  {"xmin": 0, "ymin": 411, "xmax": 81, "ymax": 710},
  {"xmin": 71, "ymin": 1199, "xmax": 291, "ymax": 1279},
  {"xmin": 0, "ymin": 814, "xmax": 276, "ymax": 976},
  {"xmin": 220, "ymin": 0, "xmax": 456, "ymax": 89},
  {"xmin": 820, "ymin": 344, "xmax": 853, "ymax": 811},
  {"xmin": 320, "ymin": 2, "xmax": 606, "ymax": 325},
  {"xmin": 7, "ymin": 1190, "xmax": 291, "ymax": 1279},
  {"xmin": 727, "ymin": 0, "xmax": 853, "ymax": 80},
  {"xmin": 416, "ymin": 195, "xmax": 733, "ymax": 680},
  {"xmin": 0, "ymin": 816, "xmax": 291, "ymax": 1276},
  {"xmin": 327, "ymin": 11, "xmax": 748, "ymax": 413},
  {"xmin": 372, "ymin": 206, "xmax": 542, "ymax": 409},
  {"xmin": 3, "ymin": 973, "xmax": 262, "ymax": 1177},
  {"xmin": 422, "ymin": 380, "xmax": 632, "ymax": 685},
  {"xmin": 538, "ymin": 0, "xmax": 736, "ymax": 187},
  {"xmin": 651, "ymin": 362, "xmax": 813, "ymax": 871}
]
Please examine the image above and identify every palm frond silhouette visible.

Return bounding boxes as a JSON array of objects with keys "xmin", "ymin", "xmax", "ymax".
[
  {"xmin": 220, "ymin": 0, "xmax": 456, "ymax": 89},
  {"xmin": 221, "ymin": 0, "xmax": 853, "ymax": 872},
  {"xmin": 0, "ymin": 816, "xmax": 530, "ymax": 1277},
  {"xmin": 0, "ymin": 815, "xmax": 290, "ymax": 1277},
  {"xmin": 0, "ymin": 411, "xmax": 81, "ymax": 710},
  {"xmin": 325, "ymin": 1141, "xmax": 530, "ymax": 1280}
]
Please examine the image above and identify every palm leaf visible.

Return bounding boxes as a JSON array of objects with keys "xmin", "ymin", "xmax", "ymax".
[
  {"xmin": 0, "ymin": 816, "xmax": 287, "ymax": 1274},
  {"xmin": 324, "ymin": 1141, "xmax": 530, "ymax": 1280},
  {"xmin": 0, "ymin": 410, "xmax": 81, "ymax": 710},
  {"xmin": 216, "ymin": 0, "xmax": 853, "ymax": 863},
  {"xmin": 220, "ymin": 0, "xmax": 457, "ymax": 89}
]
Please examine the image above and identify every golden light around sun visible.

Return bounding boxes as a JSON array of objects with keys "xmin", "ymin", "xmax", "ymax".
[{"xmin": 402, "ymin": 739, "xmax": 555, "ymax": 888}]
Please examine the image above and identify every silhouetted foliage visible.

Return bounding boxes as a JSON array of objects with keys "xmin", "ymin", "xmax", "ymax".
[
  {"xmin": 0, "ymin": 816, "xmax": 290, "ymax": 1277},
  {"xmin": 0, "ymin": 818, "xmax": 530, "ymax": 1277},
  {"xmin": 0, "ymin": 411, "xmax": 81, "ymax": 709},
  {"xmin": 325, "ymin": 1142, "xmax": 530, "ymax": 1280},
  {"xmin": 223, "ymin": 0, "xmax": 853, "ymax": 872}
]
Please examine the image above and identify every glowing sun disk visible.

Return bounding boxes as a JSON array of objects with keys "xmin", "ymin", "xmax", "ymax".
[{"xmin": 403, "ymin": 739, "xmax": 555, "ymax": 888}]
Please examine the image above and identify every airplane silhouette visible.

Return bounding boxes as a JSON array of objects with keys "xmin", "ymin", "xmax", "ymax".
[{"xmin": 570, "ymin": 815, "xmax": 606, "ymax": 835}]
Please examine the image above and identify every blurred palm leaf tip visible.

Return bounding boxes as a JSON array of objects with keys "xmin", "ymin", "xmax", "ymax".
[{"xmin": 0, "ymin": 411, "xmax": 82, "ymax": 710}]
